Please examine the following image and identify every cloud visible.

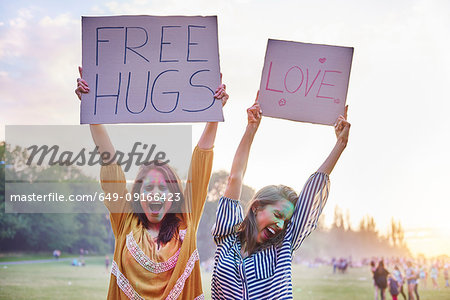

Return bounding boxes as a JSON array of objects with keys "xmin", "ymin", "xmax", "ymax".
[
  {"xmin": 8, "ymin": 8, "xmax": 33, "ymax": 28},
  {"xmin": 39, "ymin": 13, "xmax": 77, "ymax": 27},
  {"xmin": 0, "ymin": 8, "xmax": 81, "ymax": 128},
  {"xmin": 102, "ymin": 0, "xmax": 219, "ymax": 15}
]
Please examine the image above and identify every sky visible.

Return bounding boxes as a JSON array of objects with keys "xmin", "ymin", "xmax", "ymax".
[{"xmin": 1, "ymin": 0, "xmax": 449, "ymax": 257}]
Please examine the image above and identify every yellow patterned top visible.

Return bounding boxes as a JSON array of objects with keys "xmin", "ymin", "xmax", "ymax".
[{"xmin": 100, "ymin": 146, "xmax": 213, "ymax": 300}]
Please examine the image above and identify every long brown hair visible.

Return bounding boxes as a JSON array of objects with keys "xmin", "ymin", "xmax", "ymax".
[
  {"xmin": 238, "ymin": 185, "xmax": 298, "ymax": 255},
  {"xmin": 130, "ymin": 163, "xmax": 185, "ymax": 245}
]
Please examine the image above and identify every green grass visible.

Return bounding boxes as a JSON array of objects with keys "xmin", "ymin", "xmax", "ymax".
[
  {"xmin": 0, "ymin": 257, "xmax": 449, "ymax": 299},
  {"xmin": 0, "ymin": 252, "xmax": 77, "ymax": 262},
  {"xmin": 0, "ymin": 257, "xmax": 110, "ymax": 300}
]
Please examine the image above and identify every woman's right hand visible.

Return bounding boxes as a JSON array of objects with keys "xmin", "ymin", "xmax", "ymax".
[
  {"xmin": 247, "ymin": 92, "xmax": 262, "ymax": 127},
  {"xmin": 75, "ymin": 66, "xmax": 90, "ymax": 101}
]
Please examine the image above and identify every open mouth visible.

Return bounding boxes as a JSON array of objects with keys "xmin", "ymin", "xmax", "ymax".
[
  {"xmin": 262, "ymin": 227, "xmax": 277, "ymax": 240},
  {"xmin": 149, "ymin": 201, "xmax": 164, "ymax": 213}
]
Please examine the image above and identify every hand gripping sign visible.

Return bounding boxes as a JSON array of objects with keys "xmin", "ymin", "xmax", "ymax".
[
  {"xmin": 258, "ymin": 39, "xmax": 353, "ymax": 125},
  {"xmin": 81, "ymin": 15, "xmax": 223, "ymax": 124}
]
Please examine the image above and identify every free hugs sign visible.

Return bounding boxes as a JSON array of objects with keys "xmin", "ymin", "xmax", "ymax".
[{"xmin": 81, "ymin": 15, "xmax": 222, "ymax": 124}]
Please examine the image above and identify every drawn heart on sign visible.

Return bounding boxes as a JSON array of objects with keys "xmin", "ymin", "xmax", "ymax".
[
  {"xmin": 278, "ymin": 98, "xmax": 286, "ymax": 106},
  {"xmin": 319, "ymin": 58, "xmax": 327, "ymax": 63}
]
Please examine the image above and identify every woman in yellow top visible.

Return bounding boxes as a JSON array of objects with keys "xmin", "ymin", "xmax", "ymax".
[{"xmin": 76, "ymin": 67, "xmax": 229, "ymax": 299}]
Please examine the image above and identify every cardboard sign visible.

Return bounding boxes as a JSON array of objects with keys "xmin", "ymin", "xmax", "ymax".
[
  {"xmin": 81, "ymin": 15, "xmax": 223, "ymax": 124},
  {"xmin": 258, "ymin": 39, "xmax": 353, "ymax": 125}
]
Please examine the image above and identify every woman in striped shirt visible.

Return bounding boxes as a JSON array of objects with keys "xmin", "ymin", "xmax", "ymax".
[{"xmin": 211, "ymin": 97, "xmax": 350, "ymax": 299}]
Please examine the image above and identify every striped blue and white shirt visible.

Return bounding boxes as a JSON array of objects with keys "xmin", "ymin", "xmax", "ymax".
[{"xmin": 211, "ymin": 172, "xmax": 330, "ymax": 300}]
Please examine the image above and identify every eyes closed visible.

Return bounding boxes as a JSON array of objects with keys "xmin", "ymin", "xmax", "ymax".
[
  {"xmin": 274, "ymin": 211, "xmax": 287, "ymax": 220},
  {"xmin": 144, "ymin": 184, "xmax": 168, "ymax": 192},
  {"xmin": 273, "ymin": 211, "xmax": 290, "ymax": 230}
]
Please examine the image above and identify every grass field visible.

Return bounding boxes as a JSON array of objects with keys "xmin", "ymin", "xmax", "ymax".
[
  {"xmin": 0, "ymin": 252, "xmax": 77, "ymax": 262},
  {"xmin": 0, "ymin": 256, "xmax": 449, "ymax": 299}
]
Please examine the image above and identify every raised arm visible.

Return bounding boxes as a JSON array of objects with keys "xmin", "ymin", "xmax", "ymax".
[
  {"xmin": 75, "ymin": 67, "xmax": 127, "ymax": 235},
  {"xmin": 197, "ymin": 76, "xmax": 229, "ymax": 150},
  {"xmin": 212, "ymin": 97, "xmax": 260, "ymax": 241},
  {"xmin": 223, "ymin": 95, "xmax": 261, "ymax": 200},
  {"xmin": 89, "ymin": 125, "xmax": 116, "ymax": 163},
  {"xmin": 317, "ymin": 106, "xmax": 350, "ymax": 175},
  {"xmin": 171, "ymin": 78, "xmax": 228, "ymax": 229},
  {"xmin": 76, "ymin": 67, "xmax": 116, "ymax": 163},
  {"xmin": 287, "ymin": 107, "xmax": 350, "ymax": 251}
]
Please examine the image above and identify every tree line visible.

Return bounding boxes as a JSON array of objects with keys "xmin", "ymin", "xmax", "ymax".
[{"xmin": 0, "ymin": 142, "xmax": 112, "ymax": 253}]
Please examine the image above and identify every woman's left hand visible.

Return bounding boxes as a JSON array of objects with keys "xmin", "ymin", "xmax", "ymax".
[
  {"xmin": 213, "ymin": 74, "xmax": 229, "ymax": 107},
  {"xmin": 334, "ymin": 105, "xmax": 351, "ymax": 145}
]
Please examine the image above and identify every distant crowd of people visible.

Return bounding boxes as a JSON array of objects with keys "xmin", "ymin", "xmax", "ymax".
[
  {"xmin": 325, "ymin": 255, "xmax": 449, "ymax": 300},
  {"xmin": 369, "ymin": 257, "xmax": 449, "ymax": 300},
  {"xmin": 332, "ymin": 257, "xmax": 350, "ymax": 273},
  {"xmin": 71, "ymin": 248, "xmax": 89, "ymax": 267}
]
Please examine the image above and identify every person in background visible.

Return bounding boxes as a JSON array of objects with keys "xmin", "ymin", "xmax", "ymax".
[
  {"xmin": 105, "ymin": 255, "xmax": 110, "ymax": 272},
  {"xmin": 392, "ymin": 265, "xmax": 407, "ymax": 300},
  {"xmin": 371, "ymin": 260, "xmax": 380, "ymax": 300},
  {"xmin": 388, "ymin": 274, "xmax": 400, "ymax": 300},
  {"xmin": 374, "ymin": 260, "xmax": 390, "ymax": 300},
  {"xmin": 444, "ymin": 264, "xmax": 449, "ymax": 288},
  {"xmin": 418, "ymin": 265, "xmax": 426, "ymax": 289},
  {"xmin": 405, "ymin": 261, "xmax": 418, "ymax": 300},
  {"xmin": 332, "ymin": 257, "xmax": 337, "ymax": 274},
  {"xmin": 430, "ymin": 263, "xmax": 439, "ymax": 290},
  {"xmin": 413, "ymin": 262, "xmax": 421, "ymax": 300}
]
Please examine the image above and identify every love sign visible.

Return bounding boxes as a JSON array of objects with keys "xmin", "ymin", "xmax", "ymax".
[
  {"xmin": 81, "ymin": 15, "xmax": 223, "ymax": 124},
  {"xmin": 258, "ymin": 39, "xmax": 353, "ymax": 125}
]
